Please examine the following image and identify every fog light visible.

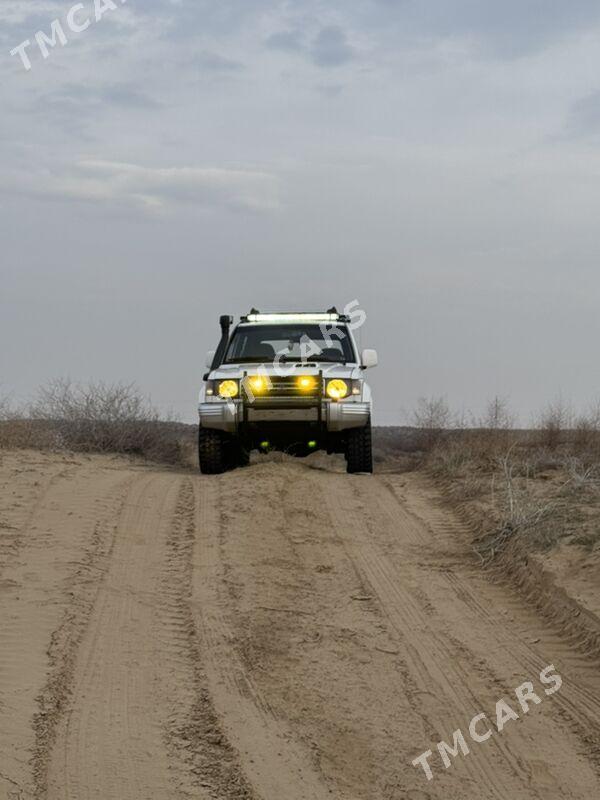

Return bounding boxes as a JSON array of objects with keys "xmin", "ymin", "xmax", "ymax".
[
  {"xmin": 249, "ymin": 376, "xmax": 268, "ymax": 393},
  {"xmin": 297, "ymin": 375, "xmax": 317, "ymax": 391}
]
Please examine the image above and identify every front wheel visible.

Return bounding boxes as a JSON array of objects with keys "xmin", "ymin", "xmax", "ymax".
[
  {"xmin": 345, "ymin": 423, "xmax": 373, "ymax": 474},
  {"xmin": 198, "ymin": 427, "xmax": 228, "ymax": 474}
]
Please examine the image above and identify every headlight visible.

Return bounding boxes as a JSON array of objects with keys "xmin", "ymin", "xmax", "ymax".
[
  {"xmin": 297, "ymin": 375, "xmax": 317, "ymax": 392},
  {"xmin": 218, "ymin": 379, "xmax": 239, "ymax": 398},
  {"xmin": 326, "ymin": 379, "xmax": 349, "ymax": 399}
]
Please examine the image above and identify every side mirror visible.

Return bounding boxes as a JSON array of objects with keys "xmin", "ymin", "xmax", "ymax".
[
  {"xmin": 361, "ymin": 349, "xmax": 378, "ymax": 369},
  {"xmin": 205, "ymin": 350, "xmax": 216, "ymax": 369}
]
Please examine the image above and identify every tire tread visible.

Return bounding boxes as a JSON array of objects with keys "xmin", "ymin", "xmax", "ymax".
[
  {"xmin": 198, "ymin": 427, "xmax": 227, "ymax": 474},
  {"xmin": 345, "ymin": 423, "xmax": 373, "ymax": 474}
]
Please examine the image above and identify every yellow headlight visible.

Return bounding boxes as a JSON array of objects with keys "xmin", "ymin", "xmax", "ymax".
[
  {"xmin": 248, "ymin": 376, "xmax": 268, "ymax": 393},
  {"xmin": 297, "ymin": 376, "xmax": 317, "ymax": 391},
  {"xmin": 218, "ymin": 380, "xmax": 239, "ymax": 398},
  {"xmin": 326, "ymin": 379, "xmax": 348, "ymax": 399}
]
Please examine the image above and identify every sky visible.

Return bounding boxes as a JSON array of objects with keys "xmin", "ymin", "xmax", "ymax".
[{"xmin": 2, "ymin": 0, "xmax": 600, "ymax": 425}]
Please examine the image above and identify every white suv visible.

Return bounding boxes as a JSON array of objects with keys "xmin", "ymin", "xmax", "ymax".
[{"xmin": 198, "ymin": 309, "xmax": 378, "ymax": 474}]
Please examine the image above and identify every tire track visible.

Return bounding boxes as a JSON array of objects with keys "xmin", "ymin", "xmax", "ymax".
[
  {"xmin": 191, "ymin": 476, "xmax": 333, "ymax": 800},
  {"xmin": 0, "ymin": 454, "xmax": 77, "ymax": 581},
  {"xmin": 32, "ymin": 478, "xmax": 137, "ymax": 798},
  {"xmin": 5, "ymin": 451, "xmax": 600, "ymax": 800},
  {"xmin": 45, "ymin": 472, "xmax": 181, "ymax": 800},
  {"xmin": 160, "ymin": 478, "xmax": 256, "ymax": 799},
  {"xmin": 377, "ymin": 473, "xmax": 600, "ymax": 771},
  {"xmin": 0, "ymin": 457, "xmax": 134, "ymax": 800},
  {"xmin": 315, "ymin": 469, "xmax": 600, "ymax": 799}
]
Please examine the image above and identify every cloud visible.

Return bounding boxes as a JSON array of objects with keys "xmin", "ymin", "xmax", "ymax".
[
  {"xmin": 265, "ymin": 23, "xmax": 357, "ymax": 68},
  {"xmin": 0, "ymin": 1, "xmax": 66, "ymax": 49},
  {"xmin": 368, "ymin": 0, "xmax": 600, "ymax": 58},
  {"xmin": 0, "ymin": 0, "xmax": 137, "ymax": 41},
  {"xmin": 192, "ymin": 50, "xmax": 245, "ymax": 73},
  {"xmin": 44, "ymin": 82, "xmax": 161, "ymax": 111},
  {"xmin": 0, "ymin": 1, "xmax": 64, "ymax": 26},
  {"xmin": 25, "ymin": 83, "xmax": 162, "ymax": 139},
  {"xmin": 565, "ymin": 90, "xmax": 600, "ymax": 138},
  {"xmin": 315, "ymin": 83, "xmax": 344, "ymax": 98},
  {"xmin": 265, "ymin": 29, "xmax": 305, "ymax": 53},
  {"xmin": 5, "ymin": 160, "xmax": 280, "ymax": 214},
  {"xmin": 310, "ymin": 25, "xmax": 356, "ymax": 67},
  {"xmin": 148, "ymin": 0, "xmax": 275, "ymax": 41}
]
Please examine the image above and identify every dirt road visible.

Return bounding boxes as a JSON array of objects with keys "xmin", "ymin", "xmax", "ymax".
[{"xmin": 1, "ymin": 450, "xmax": 600, "ymax": 799}]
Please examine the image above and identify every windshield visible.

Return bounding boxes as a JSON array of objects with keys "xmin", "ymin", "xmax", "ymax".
[{"xmin": 224, "ymin": 324, "xmax": 356, "ymax": 364}]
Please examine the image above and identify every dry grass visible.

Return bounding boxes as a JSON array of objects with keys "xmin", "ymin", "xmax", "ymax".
[
  {"xmin": 412, "ymin": 395, "xmax": 452, "ymax": 450},
  {"xmin": 1, "ymin": 380, "xmax": 191, "ymax": 466},
  {"xmin": 423, "ymin": 435, "xmax": 594, "ymax": 560},
  {"xmin": 0, "ymin": 392, "xmax": 46, "ymax": 450},
  {"xmin": 402, "ymin": 395, "xmax": 600, "ymax": 560},
  {"xmin": 473, "ymin": 450, "xmax": 561, "ymax": 561}
]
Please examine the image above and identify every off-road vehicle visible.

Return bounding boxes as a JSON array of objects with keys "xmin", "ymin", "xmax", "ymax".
[{"xmin": 198, "ymin": 308, "xmax": 378, "ymax": 474}]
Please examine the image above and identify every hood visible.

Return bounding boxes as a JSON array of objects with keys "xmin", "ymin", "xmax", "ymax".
[{"xmin": 210, "ymin": 361, "xmax": 361, "ymax": 381}]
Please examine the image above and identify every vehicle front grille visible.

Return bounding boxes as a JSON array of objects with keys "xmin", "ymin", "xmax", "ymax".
[{"xmin": 242, "ymin": 375, "xmax": 322, "ymax": 401}]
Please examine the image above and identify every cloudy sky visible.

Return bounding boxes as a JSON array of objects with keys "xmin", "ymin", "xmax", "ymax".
[{"xmin": 2, "ymin": 1, "xmax": 600, "ymax": 424}]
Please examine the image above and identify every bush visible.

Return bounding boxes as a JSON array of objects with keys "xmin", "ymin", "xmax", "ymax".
[
  {"xmin": 538, "ymin": 397, "xmax": 572, "ymax": 449},
  {"xmin": 0, "ymin": 390, "xmax": 15, "ymax": 422},
  {"xmin": 573, "ymin": 399, "xmax": 600, "ymax": 452},
  {"xmin": 473, "ymin": 451, "xmax": 561, "ymax": 561},
  {"xmin": 412, "ymin": 395, "xmax": 452, "ymax": 450},
  {"xmin": 0, "ymin": 392, "xmax": 42, "ymax": 449},
  {"xmin": 482, "ymin": 395, "xmax": 516, "ymax": 431},
  {"xmin": 29, "ymin": 379, "xmax": 186, "ymax": 464}
]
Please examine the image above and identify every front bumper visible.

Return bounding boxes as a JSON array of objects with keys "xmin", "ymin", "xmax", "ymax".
[
  {"xmin": 198, "ymin": 401, "xmax": 239, "ymax": 434},
  {"xmin": 198, "ymin": 400, "xmax": 369, "ymax": 434},
  {"xmin": 326, "ymin": 401, "xmax": 370, "ymax": 432}
]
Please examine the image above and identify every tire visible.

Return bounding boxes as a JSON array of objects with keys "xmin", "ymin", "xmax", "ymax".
[
  {"xmin": 198, "ymin": 427, "xmax": 228, "ymax": 474},
  {"xmin": 345, "ymin": 422, "xmax": 373, "ymax": 474}
]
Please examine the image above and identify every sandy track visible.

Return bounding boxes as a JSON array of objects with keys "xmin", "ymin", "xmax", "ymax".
[
  {"xmin": 1, "ymin": 450, "xmax": 600, "ymax": 799},
  {"xmin": 45, "ymin": 473, "xmax": 182, "ymax": 799},
  {"xmin": 0, "ymin": 452, "xmax": 136, "ymax": 800}
]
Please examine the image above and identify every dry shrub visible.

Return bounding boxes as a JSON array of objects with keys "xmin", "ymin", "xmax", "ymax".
[
  {"xmin": 428, "ymin": 435, "xmax": 474, "ymax": 477},
  {"xmin": 409, "ymin": 394, "xmax": 600, "ymax": 559},
  {"xmin": 474, "ymin": 451, "xmax": 562, "ymax": 561},
  {"xmin": 426, "ymin": 397, "xmax": 519, "ymax": 478},
  {"xmin": 0, "ymin": 394, "xmax": 12, "ymax": 420},
  {"xmin": 570, "ymin": 529, "xmax": 600, "ymax": 552},
  {"xmin": 482, "ymin": 395, "xmax": 516, "ymax": 431},
  {"xmin": 478, "ymin": 396, "xmax": 517, "ymax": 447},
  {"xmin": 560, "ymin": 457, "xmax": 600, "ymax": 494},
  {"xmin": 537, "ymin": 397, "xmax": 572, "ymax": 449},
  {"xmin": 29, "ymin": 379, "xmax": 186, "ymax": 464},
  {"xmin": 573, "ymin": 399, "xmax": 600, "ymax": 453},
  {"xmin": 412, "ymin": 395, "xmax": 452, "ymax": 450},
  {"xmin": 429, "ymin": 440, "xmax": 485, "ymax": 500},
  {"xmin": 0, "ymin": 393, "xmax": 42, "ymax": 449},
  {"xmin": 0, "ymin": 419, "xmax": 55, "ymax": 450}
]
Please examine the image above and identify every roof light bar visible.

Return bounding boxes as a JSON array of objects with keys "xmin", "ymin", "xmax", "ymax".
[{"xmin": 244, "ymin": 313, "xmax": 342, "ymax": 323}]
